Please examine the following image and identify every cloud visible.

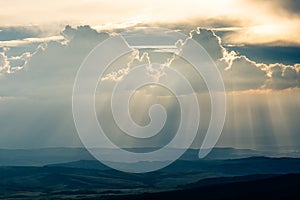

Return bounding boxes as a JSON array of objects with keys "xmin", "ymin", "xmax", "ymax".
[
  {"xmin": 190, "ymin": 28, "xmax": 224, "ymax": 61},
  {"xmin": 223, "ymin": 56, "xmax": 267, "ymax": 90},
  {"xmin": 0, "ymin": 26, "xmax": 41, "ymax": 41},
  {"xmin": 185, "ymin": 29, "xmax": 267, "ymax": 90},
  {"xmin": 0, "ymin": 51, "xmax": 9, "ymax": 73},
  {"xmin": 98, "ymin": 27, "xmax": 300, "ymax": 91},
  {"xmin": 0, "ymin": 25, "xmax": 300, "ymax": 149},
  {"xmin": 0, "ymin": 25, "xmax": 109, "ymax": 98},
  {"xmin": 0, "ymin": 25, "xmax": 111, "ymax": 148},
  {"xmin": 248, "ymin": 0, "xmax": 300, "ymax": 17},
  {"xmin": 0, "ymin": 36, "xmax": 64, "ymax": 47},
  {"xmin": 265, "ymin": 64, "xmax": 300, "ymax": 89},
  {"xmin": 188, "ymin": 28, "xmax": 300, "ymax": 91},
  {"xmin": 2, "ymin": 25, "xmax": 297, "ymax": 94},
  {"xmin": 0, "ymin": 43, "xmax": 48, "ymax": 74},
  {"xmin": 221, "ymin": 21, "xmax": 300, "ymax": 46},
  {"xmin": 0, "ymin": 26, "xmax": 66, "ymax": 74},
  {"xmin": 2, "ymin": 0, "xmax": 300, "ymax": 45}
]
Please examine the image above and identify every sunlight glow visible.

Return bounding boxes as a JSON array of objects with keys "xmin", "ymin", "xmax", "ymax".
[{"xmin": 1, "ymin": 0, "xmax": 300, "ymax": 45}]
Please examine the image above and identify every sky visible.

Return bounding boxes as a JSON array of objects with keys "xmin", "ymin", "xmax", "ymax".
[
  {"xmin": 1, "ymin": 0, "xmax": 300, "ymax": 45},
  {"xmin": 0, "ymin": 0, "xmax": 300, "ymax": 150}
]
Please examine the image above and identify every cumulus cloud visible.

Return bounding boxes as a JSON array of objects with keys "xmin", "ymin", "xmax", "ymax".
[
  {"xmin": 0, "ymin": 25, "xmax": 300, "ymax": 148},
  {"xmin": 0, "ymin": 51, "xmax": 9, "ymax": 73},
  {"xmin": 98, "ymin": 27, "xmax": 300, "ymax": 91},
  {"xmin": 2, "ymin": 25, "xmax": 299, "ymax": 96},
  {"xmin": 0, "ymin": 26, "xmax": 66, "ymax": 74},
  {"xmin": 265, "ymin": 64, "xmax": 300, "ymax": 89},
  {"xmin": 0, "ymin": 25, "xmax": 111, "ymax": 148},
  {"xmin": 0, "ymin": 25, "xmax": 109, "ymax": 97},
  {"xmin": 185, "ymin": 29, "xmax": 267, "ymax": 90},
  {"xmin": 190, "ymin": 28, "xmax": 300, "ymax": 90},
  {"xmin": 224, "ymin": 56, "xmax": 267, "ymax": 90},
  {"xmin": 190, "ymin": 28, "xmax": 224, "ymax": 61}
]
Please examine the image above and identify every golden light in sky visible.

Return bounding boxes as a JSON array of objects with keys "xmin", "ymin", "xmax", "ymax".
[{"xmin": 1, "ymin": 0, "xmax": 299, "ymax": 45}]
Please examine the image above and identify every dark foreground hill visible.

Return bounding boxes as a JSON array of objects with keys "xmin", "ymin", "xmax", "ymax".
[
  {"xmin": 102, "ymin": 174, "xmax": 300, "ymax": 200},
  {"xmin": 1, "ymin": 157, "xmax": 300, "ymax": 199}
]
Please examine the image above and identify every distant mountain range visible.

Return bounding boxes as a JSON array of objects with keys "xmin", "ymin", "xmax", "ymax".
[
  {"xmin": 48, "ymin": 156, "xmax": 300, "ymax": 175},
  {"xmin": 1, "ymin": 147, "xmax": 300, "ymax": 199},
  {"xmin": 1, "ymin": 147, "xmax": 300, "ymax": 166}
]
